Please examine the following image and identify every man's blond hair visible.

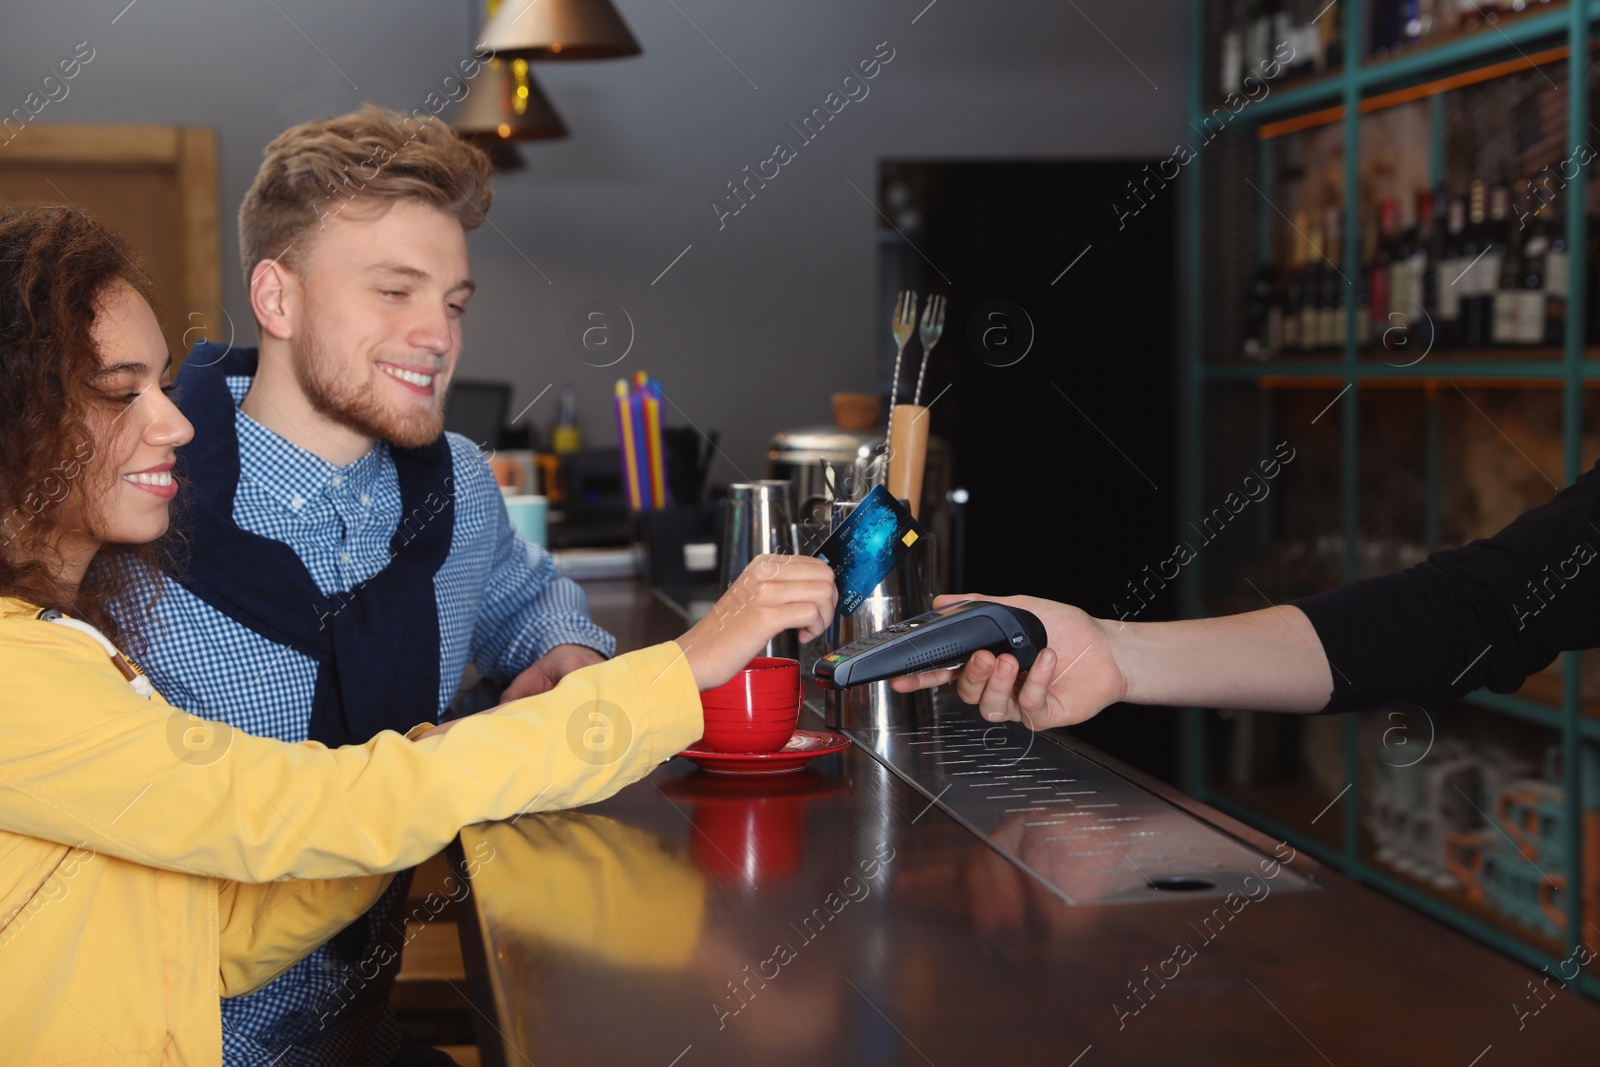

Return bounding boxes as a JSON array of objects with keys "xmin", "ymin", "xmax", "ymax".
[{"xmin": 238, "ymin": 104, "xmax": 493, "ymax": 280}]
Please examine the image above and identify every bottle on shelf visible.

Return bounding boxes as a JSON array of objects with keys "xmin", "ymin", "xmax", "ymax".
[
  {"xmin": 1490, "ymin": 185, "xmax": 1518, "ymax": 347},
  {"xmin": 1408, "ymin": 189, "xmax": 1437, "ymax": 352},
  {"xmin": 1242, "ymin": 1, "xmax": 1267, "ymax": 83},
  {"xmin": 1288, "ymin": 0, "xmax": 1321, "ymax": 77},
  {"xmin": 1585, "ymin": 200, "xmax": 1600, "ymax": 348},
  {"xmin": 1321, "ymin": 205, "xmax": 1346, "ymax": 351},
  {"xmin": 1478, "ymin": 184, "xmax": 1512, "ymax": 348},
  {"xmin": 1244, "ymin": 262, "xmax": 1277, "ymax": 361},
  {"xmin": 1434, "ymin": 194, "xmax": 1466, "ymax": 349},
  {"xmin": 1303, "ymin": 211, "xmax": 1327, "ymax": 352},
  {"xmin": 1219, "ymin": 0, "xmax": 1245, "ymax": 97},
  {"xmin": 1358, "ymin": 206, "xmax": 1377, "ymax": 347},
  {"xmin": 1369, "ymin": 197, "xmax": 1397, "ymax": 347},
  {"xmin": 1497, "ymin": 183, "xmax": 1548, "ymax": 348},
  {"xmin": 1283, "ymin": 212, "xmax": 1309, "ymax": 353},
  {"xmin": 1459, "ymin": 180, "xmax": 1492, "ymax": 348},
  {"xmin": 1218, "ymin": 0, "xmax": 1339, "ymax": 95},
  {"xmin": 1400, "ymin": 0, "xmax": 1425, "ymax": 47},
  {"xmin": 1542, "ymin": 192, "xmax": 1567, "ymax": 348},
  {"xmin": 1319, "ymin": 0, "xmax": 1343, "ymax": 71},
  {"xmin": 1270, "ymin": 0, "xmax": 1293, "ymax": 66}
]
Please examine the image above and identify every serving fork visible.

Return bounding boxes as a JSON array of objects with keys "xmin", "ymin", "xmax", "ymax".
[
  {"xmin": 913, "ymin": 294, "xmax": 944, "ymax": 407},
  {"xmin": 885, "ymin": 289, "xmax": 918, "ymax": 445}
]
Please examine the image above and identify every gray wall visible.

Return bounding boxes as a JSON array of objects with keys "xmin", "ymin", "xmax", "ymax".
[{"xmin": 2, "ymin": 0, "xmax": 1188, "ymax": 481}]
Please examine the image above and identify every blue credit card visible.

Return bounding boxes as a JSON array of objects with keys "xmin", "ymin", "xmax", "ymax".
[{"xmin": 812, "ymin": 485, "xmax": 927, "ymax": 616}]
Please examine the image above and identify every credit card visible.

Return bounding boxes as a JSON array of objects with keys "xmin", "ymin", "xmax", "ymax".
[{"xmin": 812, "ymin": 485, "xmax": 927, "ymax": 616}]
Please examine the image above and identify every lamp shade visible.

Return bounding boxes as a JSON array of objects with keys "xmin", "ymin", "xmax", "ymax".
[
  {"xmin": 477, "ymin": 0, "xmax": 642, "ymax": 60},
  {"xmin": 451, "ymin": 58, "xmax": 568, "ymax": 143}
]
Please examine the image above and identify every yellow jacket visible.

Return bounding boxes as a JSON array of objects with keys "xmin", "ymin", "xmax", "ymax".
[{"xmin": 0, "ymin": 597, "xmax": 702, "ymax": 1066}]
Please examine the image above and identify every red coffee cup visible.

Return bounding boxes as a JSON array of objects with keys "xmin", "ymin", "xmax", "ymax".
[{"xmin": 699, "ymin": 656, "xmax": 801, "ymax": 753}]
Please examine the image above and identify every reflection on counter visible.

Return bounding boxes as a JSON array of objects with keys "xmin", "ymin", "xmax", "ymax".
[
  {"xmin": 660, "ymin": 770, "xmax": 843, "ymax": 886},
  {"xmin": 468, "ymin": 814, "xmax": 707, "ymax": 970}
]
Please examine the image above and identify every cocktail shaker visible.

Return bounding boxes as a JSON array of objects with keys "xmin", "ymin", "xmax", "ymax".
[{"xmin": 720, "ymin": 481, "xmax": 798, "ymax": 658}]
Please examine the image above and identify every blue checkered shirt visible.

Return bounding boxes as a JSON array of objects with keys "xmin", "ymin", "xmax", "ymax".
[{"xmin": 126, "ymin": 376, "xmax": 613, "ymax": 1065}]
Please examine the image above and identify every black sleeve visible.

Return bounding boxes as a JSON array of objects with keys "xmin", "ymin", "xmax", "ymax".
[{"xmin": 1289, "ymin": 459, "xmax": 1600, "ymax": 714}]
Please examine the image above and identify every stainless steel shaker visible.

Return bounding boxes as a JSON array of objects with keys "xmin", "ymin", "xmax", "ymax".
[{"xmin": 720, "ymin": 481, "xmax": 798, "ymax": 658}]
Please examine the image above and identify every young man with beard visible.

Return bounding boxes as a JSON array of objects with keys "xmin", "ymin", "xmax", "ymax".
[{"xmin": 133, "ymin": 106, "xmax": 611, "ymax": 1065}]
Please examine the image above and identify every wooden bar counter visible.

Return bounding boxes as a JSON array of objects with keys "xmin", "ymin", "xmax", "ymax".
[{"xmin": 451, "ymin": 581, "xmax": 1600, "ymax": 1065}]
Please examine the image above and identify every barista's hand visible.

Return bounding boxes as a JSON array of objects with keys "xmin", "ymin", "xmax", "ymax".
[
  {"xmin": 888, "ymin": 594, "xmax": 1127, "ymax": 730},
  {"xmin": 676, "ymin": 555, "xmax": 837, "ymax": 690}
]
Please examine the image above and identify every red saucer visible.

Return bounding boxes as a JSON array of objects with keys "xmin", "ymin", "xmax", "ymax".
[{"xmin": 679, "ymin": 729, "xmax": 851, "ymax": 775}]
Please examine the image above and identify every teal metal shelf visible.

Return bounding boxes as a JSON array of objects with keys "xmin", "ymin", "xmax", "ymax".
[
  {"xmin": 1203, "ymin": 3, "xmax": 1581, "ymax": 128},
  {"xmin": 1219, "ymin": 74, "xmax": 1344, "ymax": 124},
  {"xmin": 1199, "ymin": 360, "xmax": 1600, "ymax": 380},
  {"xmin": 1355, "ymin": 5, "xmax": 1574, "ymax": 90},
  {"xmin": 1462, "ymin": 688, "xmax": 1567, "ymax": 731},
  {"xmin": 1200, "ymin": 786, "xmax": 1592, "ymax": 993},
  {"xmin": 1185, "ymin": 0, "xmax": 1597, "ymax": 995}
]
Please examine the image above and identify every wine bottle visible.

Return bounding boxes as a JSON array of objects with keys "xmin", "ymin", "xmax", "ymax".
[
  {"xmin": 1543, "ymin": 193, "xmax": 1567, "ymax": 347},
  {"xmin": 1478, "ymin": 184, "xmax": 1511, "ymax": 347},
  {"xmin": 1270, "ymin": 0, "xmax": 1293, "ymax": 71},
  {"xmin": 1491, "ymin": 191, "xmax": 1524, "ymax": 347},
  {"xmin": 1391, "ymin": 194, "xmax": 1421, "ymax": 349},
  {"xmin": 1321, "ymin": 0, "xmax": 1344, "ymax": 71},
  {"xmin": 1322, "ymin": 206, "xmax": 1345, "ymax": 351},
  {"xmin": 1247, "ymin": 0, "xmax": 1272, "ymax": 78},
  {"xmin": 1267, "ymin": 261, "xmax": 1285, "ymax": 354},
  {"xmin": 1220, "ymin": 1, "xmax": 1244, "ymax": 97},
  {"xmin": 1302, "ymin": 212, "xmax": 1325, "ymax": 351},
  {"xmin": 1432, "ymin": 0, "xmax": 1461, "ymax": 38},
  {"xmin": 1244, "ymin": 263, "xmax": 1276, "ymax": 360},
  {"xmin": 1435, "ymin": 195, "xmax": 1465, "ymax": 349},
  {"xmin": 1372, "ymin": 0, "xmax": 1401, "ymax": 57},
  {"xmin": 1460, "ymin": 181, "xmax": 1489, "ymax": 348},
  {"xmin": 1515, "ymin": 197, "xmax": 1549, "ymax": 347},
  {"xmin": 1415, "ymin": 0, "xmax": 1440, "ymax": 41},
  {"xmin": 1588, "ymin": 204, "xmax": 1600, "ymax": 348},
  {"xmin": 1400, "ymin": 0, "xmax": 1424, "ymax": 47},
  {"xmin": 1420, "ymin": 185, "xmax": 1446, "ymax": 348},
  {"xmin": 1292, "ymin": 0, "xmax": 1320, "ymax": 77},
  {"xmin": 1358, "ymin": 206, "xmax": 1377, "ymax": 347},
  {"xmin": 1284, "ymin": 211, "xmax": 1309, "ymax": 352},
  {"xmin": 1370, "ymin": 198, "xmax": 1397, "ymax": 346}
]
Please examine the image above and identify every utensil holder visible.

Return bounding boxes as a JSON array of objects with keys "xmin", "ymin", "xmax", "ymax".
[{"xmin": 887, "ymin": 404, "xmax": 929, "ymax": 518}]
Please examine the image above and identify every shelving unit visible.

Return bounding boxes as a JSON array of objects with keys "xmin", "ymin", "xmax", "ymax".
[{"xmin": 1183, "ymin": 1, "xmax": 1600, "ymax": 992}]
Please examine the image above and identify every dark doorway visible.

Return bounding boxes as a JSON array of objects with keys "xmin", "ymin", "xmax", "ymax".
[{"xmin": 878, "ymin": 160, "xmax": 1181, "ymax": 784}]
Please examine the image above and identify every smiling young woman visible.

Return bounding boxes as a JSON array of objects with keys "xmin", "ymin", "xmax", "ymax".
[
  {"xmin": 0, "ymin": 208, "xmax": 185, "ymax": 644},
  {"xmin": 0, "ymin": 205, "xmax": 836, "ymax": 1065}
]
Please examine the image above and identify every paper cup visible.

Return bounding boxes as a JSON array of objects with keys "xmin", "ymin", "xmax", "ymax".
[{"xmin": 505, "ymin": 494, "xmax": 548, "ymax": 548}]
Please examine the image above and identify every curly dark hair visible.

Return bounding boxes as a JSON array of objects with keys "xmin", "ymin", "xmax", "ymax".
[{"xmin": 0, "ymin": 206, "xmax": 168, "ymax": 645}]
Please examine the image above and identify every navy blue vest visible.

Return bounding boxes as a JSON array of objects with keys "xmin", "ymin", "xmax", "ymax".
[{"xmin": 171, "ymin": 342, "xmax": 456, "ymax": 748}]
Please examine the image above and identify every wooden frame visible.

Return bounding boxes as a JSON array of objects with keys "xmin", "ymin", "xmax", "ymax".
[{"xmin": 0, "ymin": 124, "xmax": 221, "ymax": 339}]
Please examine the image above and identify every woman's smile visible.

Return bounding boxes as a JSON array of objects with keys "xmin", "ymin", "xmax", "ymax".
[{"xmin": 121, "ymin": 461, "xmax": 177, "ymax": 500}]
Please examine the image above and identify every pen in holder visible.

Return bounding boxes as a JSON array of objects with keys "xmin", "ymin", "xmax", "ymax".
[{"xmin": 820, "ymin": 498, "xmax": 934, "ymax": 732}]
